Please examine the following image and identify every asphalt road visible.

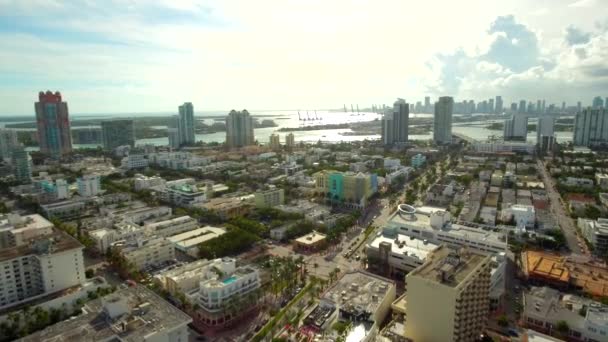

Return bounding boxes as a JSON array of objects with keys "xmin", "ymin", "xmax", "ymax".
[{"xmin": 537, "ymin": 160, "xmax": 584, "ymax": 255}]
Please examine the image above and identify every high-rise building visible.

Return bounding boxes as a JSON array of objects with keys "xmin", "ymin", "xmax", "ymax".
[
  {"xmin": 403, "ymin": 246, "xmax": 491, "ymax": 342},
  {"xmin": 536, "ymin": 100, "xmax": 542, "ymax": 114},
  {"xmin": 488, "ymin": 98, "xmax": 494, "ymax": 113},
  {"xmin": 495, "ymin": 96, "xmax": 503, "ymax": 114},
  {"xmin": 178, "ymin": 102, "xmax": 196, "ymax": 145},
  {"xmin": 77, "ymin": 174, "xmax": 101, "ymax": 197},
  {"xmin": 504, "ymin": 114, "xmax": 528, "ymax": 141},
  {"xmin": 519, "ymin": 100, "xmax": 526, "ymax": 114},
  {"xmin": 561, "ymin": 102, "xmax": 566, "ymax": 112},
  {"xmin": 424, "ymin": 96, "xmax": 431, "ymax": 113},
  {"xmin": 542, "ymin": 99, "xmax": 546, "ymax": 113},
  {"xmin": 168, "ymin": 115, "xmax": 180, "ymax": 149},
  {"xmin": 225, "ymin": 109, "xmax": 255, "ymax": 148},
  {"xmin": 269, "ymin": 133, "xmax": 280, "ymax": 150},
  {"xmin": 605, "ymin": 97, "xmax": 608, "ymax": 109},
  {"xmin": 0, "ymin": 129, "xmax": 19, "ymax": 161},
  {"xmin": 593, "ymin": 96, "xmax": 605, "ymax": 109},
  {"xmin": 537, "ymin": 116, "xmax": 555, "ymax": 153},
  {"xmin": 382, "ymin": 99, "xmax": 409, "ymax": 145},
  {"xmin": 35, "ymin": 91, "xmax": 72, "ymax": 157},
  {"xmin": 573, "ymin": 108, "xmax": 608, "ymax": 146},
  {"xmin": 11, "ymin": 145, "xmax": 32, "ymax": 184},
  {"xmin": 433, "ymin": 96, "xmax": 454, "ymax": 145},
  {"xmin": 577, "ymin": 101, "xmax": 582, "ymax": 114},
  {"xmin": 510, "ymin": 103, "xmax": 518, "ymax": 112},
  {"xmin": 285, "ymin": 132, "xmax": 295, "ymax": 149},
  {"xmin": 101, "ymin": 119, "xmax": 135, "ymax": 151}
]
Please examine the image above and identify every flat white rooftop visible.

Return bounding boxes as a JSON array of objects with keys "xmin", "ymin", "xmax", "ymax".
[
  {"xmin": 168, "ymin": 226, "xmax": 225, "ymax": 249},
  {"xmin": 295, "ymin": 231, "xmax": 327, "ymax": 245},
  {"xmin": 368, "ymin": 233, "xmax": 438, "ymax": 261},
  {"xmin": 387, "ymin": 210, "xmax": 506, "ymax": 247}
]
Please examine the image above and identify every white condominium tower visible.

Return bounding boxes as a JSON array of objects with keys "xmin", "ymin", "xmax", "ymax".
[
  {"xmin": 573, "ymin": 108, "xmax": 608, "ymax": 147},
  {"xmin": 382, "ymin": 98, "xmax": 409, "ymax": 146},
  {"xmin": 225, "ymin": 109, "xmax": 255, "ymax": 148},
  {"xmin": 433, "ymin": 96, "xmax": 454, "ymax": 145}
]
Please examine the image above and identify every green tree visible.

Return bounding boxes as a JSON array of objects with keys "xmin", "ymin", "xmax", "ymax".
[
  {"xmin": 497, "ymin": 315, "xmax": 509, "ymax": 327},
  {"xmin": 556, "ymin": 320, "xmax": 569, "ymax": 334}
]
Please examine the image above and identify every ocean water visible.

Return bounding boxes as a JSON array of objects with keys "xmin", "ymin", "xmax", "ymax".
[{"xmin": 1, "ymin": 110, "xmax": 574, "ymax": 149}]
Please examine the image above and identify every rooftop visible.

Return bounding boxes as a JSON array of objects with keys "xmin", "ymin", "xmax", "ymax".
[
  {"xmin": 0, "ymin": 214, "xmax": 53, "ymax": 231},
  {"xmin": 522, "ymin": 251, "xmax": 608, "ymax": 297},
  {"xmin": 0, "ymin": 229, "xmax": 83, "ymax": 262},
  {"xmin": 407, "ymin": 246, "xmax": 489, "ymax": 287},
  {"xmin": 387, "ymin": 209, "xmax": 506, "ymax": 246},
  {"xmin": 167, "ymin": 226, "xmax": 226, "ymax": 248},
  {"xmin": 322, "ymin": 271, "xmax": 395, "ymax": 321},
  {"xmin": 295, "ymin": 231, "xmax": 327, "ymax": 245},
  {"xmin": 368, "ymin": 232, "xmax": 438, "ymax": 261},
  {"xmin": 19, "ymin": 285, "xmax": 192, "ymax": 342}
]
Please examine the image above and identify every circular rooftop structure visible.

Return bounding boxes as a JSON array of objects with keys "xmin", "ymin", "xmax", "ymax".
[{"xmin": 397, "ymin": 204, "xmax": 416, "ymax": 215}]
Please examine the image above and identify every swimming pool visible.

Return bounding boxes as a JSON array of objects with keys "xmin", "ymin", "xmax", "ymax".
[{"xmin": 222, "ymin": 276, "xmax": 237, "ymax": 284}]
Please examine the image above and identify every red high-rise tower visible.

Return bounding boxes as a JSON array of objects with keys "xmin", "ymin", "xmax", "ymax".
[{"xmin": 35, "ymin": 91, "xmax": 72, "ymax": 157}]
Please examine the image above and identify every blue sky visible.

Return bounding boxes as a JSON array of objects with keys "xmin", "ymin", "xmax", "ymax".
[{"xmin": 0, "ymin": 0, "xmax": 607, "ymax": 115}]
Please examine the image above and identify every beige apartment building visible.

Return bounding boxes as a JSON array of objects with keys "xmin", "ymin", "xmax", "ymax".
[{"xmin": 404, "ymin": 246, "xmax": 492, "ymax": 342}]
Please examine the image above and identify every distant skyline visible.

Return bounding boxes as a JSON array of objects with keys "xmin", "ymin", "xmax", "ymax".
[{"xmin": 1, "ymin": 0, "xmax": 607, "ymax": 115}]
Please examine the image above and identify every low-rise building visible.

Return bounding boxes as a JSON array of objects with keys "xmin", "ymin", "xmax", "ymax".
[
  {"xmin": 118, "ymin": 237, "xmax": 176, "ymax": 271},
  {"xmin": 77, "ymin": 174, "xmax": 102, "ymax": 197},
  {"xmin": 186, "ymin": 259, "xmax": 261, "ymax": 328},
  {"xmin": 160, "ymin": 182, "xmax": 207, "ymax": 207},
  {"xmin": 40, "ymin": 199, "xmax": 86, "ymax": 220},
  {"xmin": 144, "ymin": 215, "xmax": 198, "ymax": 237},
  {"xmin": 293, "ymin": 231, "xmax": 327, "ymax": 252},
  {"xmin": 596, "ymin": 173, "xmax": 608, "ymax": 190},
  {"xmin": 199, "ymin": 197, "xmax": 251, "ymax": 220},
  {"xmin": 523, "ymin": 286, "xmax": 608, "ymax": 342},
  {"xmin": 479, "ymin": 206, "xmax": 497, "ymax": 226},
  {"xmin": 472, "ymin": 140, "xmax": 536, "ymax": 154},
  {"xmin": 104, "ymin": 205, "xmax": 173, "ymax": 225},
  {"xmin": 385, "ymin": 166, "xmax": 413, "ymax": 185},
  {"xmin": 366, "ymin": 229, "xmax": 439, "ymax": 277},
  {"xmin": 410, "ymin": 153, "xmax": 426, "ymax": 168},
  {"xmin": 521, "ymin": 250, "xmax": 608, "ymax": 297},
  {"xmin": 120, "ymin": 153, "xmax": 149, "ymax": 169},
  {"xmin": 133, "ymin": 174, "xmax": 166, "ymax": 191},
  {"xmin": 562, "ymin": 177, "xmax": 594, "ymax": 189},
  {"xmin": 321, "ymin": 271, "xmax": 396, "ymax": 341},
  {"xmin": 20, "ymin": 285, "xmax": 192, "ymax": 342},
  {"xmin": 167, "ymin": 226, "xmax": 226, "ymax": 257},
  {"xmin": 89, "ymin": 223, "xmax": 146, "ymax": 253},
  {"xmin": 383, "ymin": 158, "xmax": 401, "ymax": 170},
  {"xmin": 386, "ymin": 206, "xmax": 507, "ymax": 254},
  {"xmin": 507, "ymin": 204, "xmax": 536, "ymax": 229},
  {"xmin": 254, "ymin": 187, "xmax": 285, "ymax": 208},
  {"xmin": 578, "ymin": 218, "xmax": 608, "ymax": 258}
]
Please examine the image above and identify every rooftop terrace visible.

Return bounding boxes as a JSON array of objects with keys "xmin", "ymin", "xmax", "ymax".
[
  {"xmin": 407, "ymin": 246, "xmax": 488, "ymax": 287},
  {"xmin": 0, "ymin": 229, "xmax": 83, "ymax": 262},
  {"xmin": 19, "ymin": 285, "xmax": 191, "ymax": 342}
]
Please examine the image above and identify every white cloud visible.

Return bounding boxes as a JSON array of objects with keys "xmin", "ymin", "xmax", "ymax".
[
  {"xmin": 0, "ymin": 0, "xmax": 606, "ymax": 114},
  {"xmin": 568, "ymin": 0, "xmax": 598, "ymax": 8}
]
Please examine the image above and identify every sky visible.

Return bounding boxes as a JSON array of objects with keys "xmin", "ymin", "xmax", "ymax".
[{"xmin": 0, "ymin": 0, "xmax": 607, "ymax": 115}]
